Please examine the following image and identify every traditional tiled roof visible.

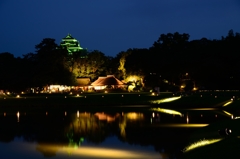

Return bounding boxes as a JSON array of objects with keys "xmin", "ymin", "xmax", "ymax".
[
  {"xmin": 62, "ymin": 34, "xmax": 75, "ymax": 40},
  {"xmin": 91, "ymin": 75, "xmax": 125, "ymax": 86}
]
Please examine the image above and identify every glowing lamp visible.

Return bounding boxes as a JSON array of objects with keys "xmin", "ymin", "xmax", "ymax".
[{"xmin": 218, "ymin": 128, "xmax": 232, "ymax": 137}]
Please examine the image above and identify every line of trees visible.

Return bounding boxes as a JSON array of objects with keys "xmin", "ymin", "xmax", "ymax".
[{"xmin": 0, "ymin": 29, "xmax": 240, "ymax": 92}]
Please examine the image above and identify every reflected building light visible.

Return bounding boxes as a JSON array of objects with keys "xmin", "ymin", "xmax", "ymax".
[
  {"xmin": 77, "ymin": 111, "xmax": 79, "ymax": 118},
  {"xmin": 46, "ymin": 112, "xmax": 48, "ymax": 116},
  {"xmin": 186, "ymin": 115, "xmax": 189, "ymax": 124},
  {"xmin": 102, "ymin": 96, "xmax": 104, "ymax": 98},
  {"xmin": 122, "ymin": 95, "xmax": 124, "ymax": 97},
  {"xmin": 17, "ymin": 111, "xmax": 20, "ymax": 122},
  {"xmin": 126, "ymin": 112, "xmax": 144, "ymax": 120},
  {"xmin": 96, "ymin": 112, "xmax": 117, "ymax": 122},
  {"xmin": 215, "ymin": 96, "xmax": 217, "ymax": 98},
  {"xmin": 84, "ymin": 96, "xmax": 86, "ymax": 98},
  {"xmin": 39, "ymin": 144, "xmax": 161, "ymax": 158},
  {"xmin": 200, "ymin": 95, "xmax": 202, "ymax": 97},
  {"xmin": 4, "ymin": 112, "xmax": 6, "ymax": 116},
  {"xmin": 65, "ymin": 111, "xmax": 67, "ymax": 116},
  {"xmin": 46, "ymin": 97, "xmax": 48, "ymax": 99},
  {"xmin": 76, "ymin": 94, "xmax": 79, "ymax": 97},
  {"xmin": 70, "ymin": 92, "xmax": 73, "ymax": 95},
  {"xmin": 152, "ymin": 112, "xmax": 155, "ymax": 118},
  {"xmin": 183, "ymin": 138, "xmax": 222, "ymax": 152},
  {"xmin": 201, "ymin": 114, "xmax": 203, "ymax": 117},
  {"xmin": 150, "ymin": 96, "xmax": 181, "ymax": 104},
  {"xmin": 16, "ymin": 95, "xmax": 20, "ymax": 98},
  {"xmin": 215, "ymin": 114, "xmax": 217, "ymax": 117},
  {"xmin": 65, "ymin": 96, "xmax": 67, "ymax": 98},
  {"xmin": 151, "ymin": 108, "xmax": 182, "ymax": 116},
  {"xmin": 223, "ymin": 100, "xmax": 233, "ymax": 107}
]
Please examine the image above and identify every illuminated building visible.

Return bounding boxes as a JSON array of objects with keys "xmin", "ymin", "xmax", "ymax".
[
  {"xmin": 91, "ymin": 75, "xmax": 126, "ymax": 90},
  {"xmin": 60, "ymin": 34, "xmax": 87, "ymax": 57}
]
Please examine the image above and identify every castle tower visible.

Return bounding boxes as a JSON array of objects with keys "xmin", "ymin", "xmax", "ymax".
[{"xmin": 60, "ymin": 34, "xmax": 84, "ymax": 55}]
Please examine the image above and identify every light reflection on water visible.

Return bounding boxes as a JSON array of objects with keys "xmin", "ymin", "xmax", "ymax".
[{"xmin": 0, "ymin": 108, "xmax": 233, "ymax": 159}]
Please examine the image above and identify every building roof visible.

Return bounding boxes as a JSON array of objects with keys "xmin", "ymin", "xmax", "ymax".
[
  {"xmin": 62, "ymin": 34, "xmax": 75, "ymax": 40},
  {"xmin": 76, "ymin": 77, "xmax": 91, "ymax": 86},
  {"xmin": 91, "ymin": 75, "xmax": 125, "ymax": 86}
]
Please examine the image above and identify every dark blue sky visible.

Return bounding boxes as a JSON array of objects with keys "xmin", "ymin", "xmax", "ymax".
[{"xmin": 1, "ymin": 0, "xmax": 240, "ymax": 58}]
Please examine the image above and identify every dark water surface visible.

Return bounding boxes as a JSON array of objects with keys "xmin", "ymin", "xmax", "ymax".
[{"xmin": 0, "ymin": 107, "xmax": 232, "ymax": 159}]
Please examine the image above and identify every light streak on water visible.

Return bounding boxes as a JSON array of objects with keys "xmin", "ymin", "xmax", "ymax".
[
  {"xmin": 223, "ymin": 100, "xmax": 233, "ymax": 107},
  {"xmin": 183, "ymin": 138, "xmax": 222, "ymax": 152},
  {"xmin": 151, "ymin": 108, "xmax": 182, "ymax": 116},
  {"xmin": 150, "ymin": 96, "xmax": 181, "ymax": 104}
]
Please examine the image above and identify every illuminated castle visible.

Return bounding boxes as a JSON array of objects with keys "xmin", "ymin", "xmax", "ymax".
[{"xmin": 60, "ymin": 34, "xmax": 86, "ymax": 56}]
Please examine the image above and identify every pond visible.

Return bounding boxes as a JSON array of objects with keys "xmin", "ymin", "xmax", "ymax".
[{"xmin": 0, "ymin": 107, "xmax": 232, "ymax": 159}]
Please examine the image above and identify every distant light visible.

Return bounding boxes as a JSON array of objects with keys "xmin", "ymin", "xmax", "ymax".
[
  {"xmin": 16, "ymin": 95, "xmax": 20, "ymax": 98},
  {"xmin": 76, "ymin": 94, "xmax": 79, "ymax": 97},
  {"xmin": 218, "ymin": 128, "xmax": 232, "ymax": 136}
]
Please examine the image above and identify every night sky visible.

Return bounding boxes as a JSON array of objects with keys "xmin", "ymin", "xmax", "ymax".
[{"xmin": 1, "ymin": 0, "xmax": 240, "ymax": 58}]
